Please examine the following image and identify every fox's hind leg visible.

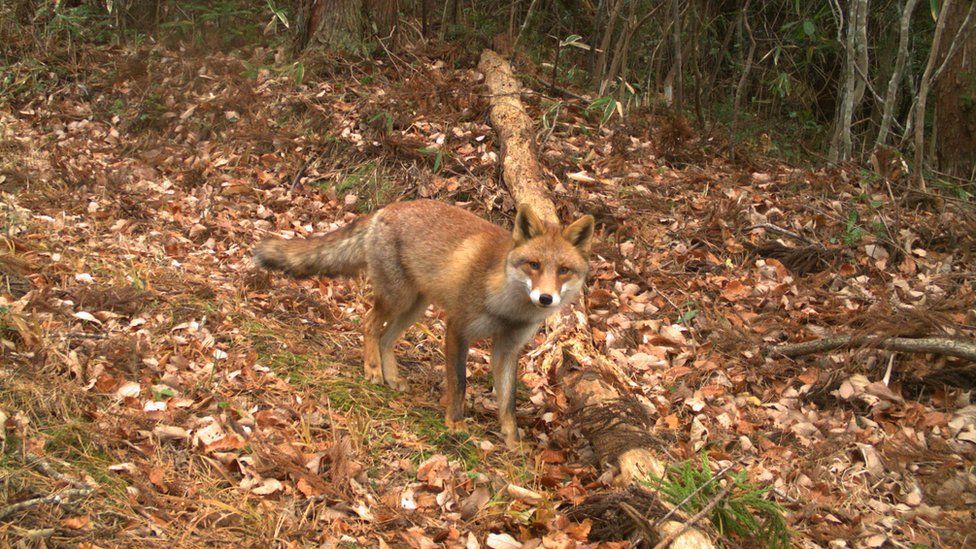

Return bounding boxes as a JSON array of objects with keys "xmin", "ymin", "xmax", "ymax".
[
  {"xmin": 363, "ymin": 252, "xmax": 422, "ymax": 390},
  {"xmin": 376, "ymin": 297, "xmax": 427, "ymax": 391}
]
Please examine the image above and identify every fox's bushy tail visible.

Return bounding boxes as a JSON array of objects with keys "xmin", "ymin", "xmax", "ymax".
[{"xmin": 253, "ymin": 216, "xmax": 371, "ymax": 278}]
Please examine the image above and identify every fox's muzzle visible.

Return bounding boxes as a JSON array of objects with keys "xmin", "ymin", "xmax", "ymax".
[{"xmin": 529, "ymin": 288, "xmax": 561, "ymax": 308}]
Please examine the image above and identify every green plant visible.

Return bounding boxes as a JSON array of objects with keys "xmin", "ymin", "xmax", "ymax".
[
  {"xmin": 840, "ymin": 209, "xmax": 863, "ymax": 246},
  {"xmin": 418, "ymin": 146, "xmax": 444, "ymax": 174},
  {"xmin": 368, "ymin": 111, "xmax": 394, "ymax": 135},
  {"xmin": 44, "ymin": 4, "xmax": 114, "ymax": 45},
  {"xmin": 265, "ymin": 0, "xmax": 290, "ymax": 32},
  {"xmin": 932, "ymin": 177, "xmax": 974, "ymax": 201},
  {"xmin": 152, "ymin": 387, "xmax": 175, "ymax": 400},
  {"xmin": 315, "ymin": 160, "xmax": 392, "ymax": 211},
  {"xmin": 585, "ymin": 95, "xmax": 620, "ymax": 126},
  {"xmin": 677, "ymin": 302, "xmax": 698, "ymax": 325},
  {"xmin": 646, "ymin": 454, "xmax": 790, "ymax": 548},
  {"xmin": 158, "ymin": 0, "xmax": 268, "ymax": 48}
]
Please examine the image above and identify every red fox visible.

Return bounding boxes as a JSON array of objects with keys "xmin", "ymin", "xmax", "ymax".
[{"xmin": 254, "ymin": 200, "xmax": 594, "ymax": 447}]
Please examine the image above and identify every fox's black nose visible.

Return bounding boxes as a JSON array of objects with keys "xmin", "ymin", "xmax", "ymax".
[{"xmin": 538, "ymin": 293, "xmax": 554, "ymax": 306}]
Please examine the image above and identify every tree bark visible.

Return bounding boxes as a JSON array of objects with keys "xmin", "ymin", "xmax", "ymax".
[
  {"xmin": 852, "ymin": 0, "xmax": 870, "ymax": 108},
  {"xmin": 914, "ymin": 0, "xmax": 956, "ymax": 189},
  {"xmin": 296, "ymin": 0, "xmax": 366, "ymax": 54},
  {"xmin": 600, "ymin": 0, "xmax": 635, "ymax": 95},
  {"xmin": 770, "ymin": 335, "xmax": 976, "ymax": 362},
  {"xmin": 369, "ymin": 0, "xmax": 400, "ymax": 40},
  {"xmin": 729, "ymin": 0, "xmax": 755, "ymax": 160},
  {"xmin": 669, "ymin": 0, "xmax": 683, "ymax": 109},
  {"xmin": 593, "ymin": 0, "xmax": 625, "ymax": 88},
  {"xmin": 876, "ymin": 0, "xmax": 920, "ymax": 148},
  {"xmin": 934, "ymin": 0, "xmax": 976, "ymax": 180},
  {"xmin": 294, "ymin": 0, "xmax": 401, "ymax": 53},
  {"xmin": 478, "ymin": 48, "xmax": 714, "ymax": 549},
  {"xmin": 829, "ymin": 0, "xmax": 869, "ymax": 163}
]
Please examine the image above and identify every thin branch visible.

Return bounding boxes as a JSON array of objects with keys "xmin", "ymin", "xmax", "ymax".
[
  {"xmin": 651, "ymin": 464, "xmax": 734, "ymax": 529},
  {"xmin": 620, "ymin": 501, "xmax": 657, "ymax": 542},
  {"xmin": 931, "ymin": 1, "xmax": 976, "ymax": 84},
  {"xmin": 512, "ymin": 0, "xmax": 540, "ymax": 53},
  {"xmin": 744, "ymin": 223, "xmax": 815, "ymax": 246},
  {"xmin": 770, "ymin": 335, "xmax": 976, "ymax": 362},
  {"xmin": 852, "ymin": 55, "xmax": 885, "ymax": 106},
  {"xmin": 653, "ymin": 481, "xmax": 735, "ymax": 549},
  {"xmin": 877, "ymin": 0, "xmax": 919, "ymax": 148},
  {"xmin": 0, "ymin": 488, "xmax": 94, "ymax": 520},
  {"xmin": 914, "ymin": 0, "xmax": 955, "ymax": 189},
  {"xmin": 27, "ymin": 454, "xmax": 92, "ymax": 490},
  {"xmin": 531, "ymin": 75, "xmax": 587, "ymax": 101}
]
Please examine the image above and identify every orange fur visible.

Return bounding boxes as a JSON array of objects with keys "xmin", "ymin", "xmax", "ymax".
[{"xmin": 254, "ymin": 200, "xmax": 594, "ymax": 447}]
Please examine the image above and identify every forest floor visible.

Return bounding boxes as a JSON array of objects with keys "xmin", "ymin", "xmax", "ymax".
[{"xmin": 2, "ymin": 39, "xmax": 976, "ymax": 548}]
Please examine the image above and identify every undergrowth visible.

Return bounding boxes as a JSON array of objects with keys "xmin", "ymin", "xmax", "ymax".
[{"xmin": 646, "ymin": 453, "xmax": 791, "ymax": 548}]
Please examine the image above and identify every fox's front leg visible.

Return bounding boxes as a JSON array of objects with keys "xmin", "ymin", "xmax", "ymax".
[
  {"xmin": 491, "ymin": 337, "xmax": 522, "ymax": 448},
  {"xmin": 443, "ymin": 320, "xmax": 469, "ymax": 430}
]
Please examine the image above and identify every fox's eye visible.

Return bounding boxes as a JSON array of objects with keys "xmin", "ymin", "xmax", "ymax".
[
  {"xmin": 528, "ymin": 261, "xmax": 541, "ymax": 270},
  {"xmin": 558, "ymin": 266, "xmax": 570, "ymax": 276}
]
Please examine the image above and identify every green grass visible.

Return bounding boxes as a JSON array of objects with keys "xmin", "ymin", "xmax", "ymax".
[
  {"xmin": 0, "ymin": 369, "xmax": 128, "ymax": 502},
  {"xmin": 259, "ymin": 346, "xmax": 482, "ymax": 468},
  {"xmin": 645, "ymin": 453, "xmax": 791, "ymax": 548},
  {"xmin": 42, "ymin": 421, "xmax": 128, "ymax": 497},
  {"xmin": 315, "ymin": 160, "xmax": 394, "ymax": 213}
]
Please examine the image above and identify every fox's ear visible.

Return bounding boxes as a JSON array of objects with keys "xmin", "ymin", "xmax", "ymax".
[
  {"xmin": 563, "ymin": 215, "xmax": 595, "ymax": 255},
  {"xmin": 513, "ymin": 204, "xmax": 546, "ymax": 244}
]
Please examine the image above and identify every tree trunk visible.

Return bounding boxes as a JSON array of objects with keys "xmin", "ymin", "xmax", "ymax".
[
  {"xmin": 370, "ymin": 0, "xmax": 400, "ymax": 40},
  {"xmin": 876, "ymin": 0, "xmax": 920, "ymax": 148},
  {"xmin": 669, "ymin": 0, "xmax": 683, "ymax": 110},
  {"xmin": 294, "ymin": 0, "xmax": 399, "ymax": 54},
  {"xmin": 829, "ymin": 0, "xmax": 869, "ymax": 163},
  {"xmin": 478, "ymin": 48, "xmax": 714, "ymax": 549},
  {"xmin": 934, "ymin": 0, "xmax": 976, "ymax": 181},
  {"xmin": 293, "ymin": 0, "xmax": 364, "ymax": 53},
  {"xmin": 852, "ymin": 0, "xmax": 869, "ymax": 108},
  {"xmin": 512, "ymin": 0, "xmax": 540, "ymax": 52},
  {"xmin": 690, "ymin": 2, "xmax": 706, "ymax": 132},
  {"xmin": 593, "ymin": 0, "xmax": 625, "ymax": 88},
  {"xmin": 729, "ymin": 0, "xmax": 755, "ymax": 160},
  {"xmin": 602, "ymin": 1, "xmax": 660, "ymax": 98},
  {"xmin": 914, "ymin": 0, "xmax": 956, "ymax": 189},
  {"xmin": 600, "ymin": 0, "xmax": 635, "ymax": 95}
]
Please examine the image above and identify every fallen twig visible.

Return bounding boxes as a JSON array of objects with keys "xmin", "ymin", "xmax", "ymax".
[
  {"xmin": 27, "ymin": 453, "xmax": 92, "ymax": 490},
  {"xmin": 531, "ymin": 75, "xmax": 588, "ymax": 101},
  {"xmin": 619, "ymin": 501, "xmax": 656, "ymax": 542},
  {"xmin": 652, "ymin": 481, "xmax": 735, "ymax": 549},
  {"xmin": 0, "ymin": 487, "xmax": 94, "ymax": 520},
  {"xmin": 770, "ymin": 335, "xmax": 976, "ymax": 362},
  {"xmin": 744, "ymin": 223, "xmax": 816, "ymax": 246},
  {"xmin": 0, "ymin": 453, "xmax": 96, "ymax": 520}
]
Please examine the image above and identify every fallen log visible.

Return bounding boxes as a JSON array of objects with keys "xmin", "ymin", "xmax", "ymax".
[
  {"xmin": 478, "ymin": 48, "xmax": 714, "ymax": 549},
  {"xmin": 770, "ymin": 335, "xmax": 976, "ymax": 362}
]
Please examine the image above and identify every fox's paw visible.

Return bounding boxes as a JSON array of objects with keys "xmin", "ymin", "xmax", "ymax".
[
  {"xmin": 444, "ymin": 416, "xmax": 468, "ymax": 433},
  {"xmin": 364, "ymin": 365, "xmax": 383, "ymax": 385},
  {"xmin": 503, "ymin": 430, "xmax": 524, "ymax": 452},
  {"xmin": 385, "ymin": 376, "xmax": 409, "ymax": 392}
]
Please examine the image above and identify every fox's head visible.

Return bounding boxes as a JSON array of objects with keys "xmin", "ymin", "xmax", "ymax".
[{"xmin": 507, "ymin": 204, "xmax": 595, "ymax": 309}]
